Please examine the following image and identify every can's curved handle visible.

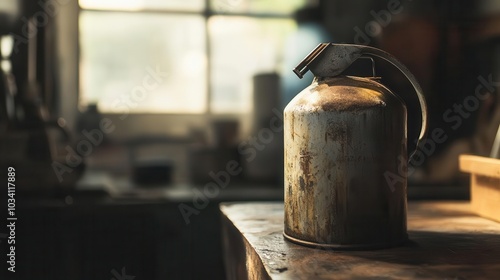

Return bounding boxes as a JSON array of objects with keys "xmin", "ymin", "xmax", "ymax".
[{"xmin": 294, "ymin": 43, "xmax": 427, "ymax": 161}]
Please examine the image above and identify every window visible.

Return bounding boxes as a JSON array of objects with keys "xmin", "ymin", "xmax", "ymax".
[{"xmin": 79, "ymin": 0, "xmax": 306, "ymax": 114}]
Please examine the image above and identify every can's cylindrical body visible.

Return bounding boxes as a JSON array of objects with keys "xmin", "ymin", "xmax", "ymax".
[{"xmin": 283, "ymin": 76, "xmax": 408, "ymax": 249}]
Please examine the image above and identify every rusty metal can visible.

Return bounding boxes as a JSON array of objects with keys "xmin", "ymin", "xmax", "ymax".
[
  {"xmin": 284, "ymin": 76, "xmax": 408, "ymax": 249},
  {"xmin": 283, "ymin": 43, "xmax": 427, "ymax": 249}
]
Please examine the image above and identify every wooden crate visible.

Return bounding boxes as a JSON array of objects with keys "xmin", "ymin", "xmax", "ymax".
[{"xmin": 459, "ymin": 155, "xmax": 500, "ymax": 223}]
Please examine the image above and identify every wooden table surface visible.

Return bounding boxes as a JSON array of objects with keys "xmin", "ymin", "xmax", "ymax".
[{"xmin": 220, "ymin": 201, "xmax": 500, "ymax": 280}]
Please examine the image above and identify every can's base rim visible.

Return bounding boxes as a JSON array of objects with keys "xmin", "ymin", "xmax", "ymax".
[{"xmin": 283, "ymin": 231, "xmax": 408, "ymax": 250}]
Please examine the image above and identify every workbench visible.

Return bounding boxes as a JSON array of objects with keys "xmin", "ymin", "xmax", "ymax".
[{"xmin": 221, "ymin": 201, "xmax": 500, "ymax": 279}]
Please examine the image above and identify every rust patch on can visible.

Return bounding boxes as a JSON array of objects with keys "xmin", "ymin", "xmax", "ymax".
[
  {"xmin": 326, "ymin": 122, "xmax": 348, "ymax": 142},
  {"xmin": 298, "ymin": 149, "xmax": 315, "ymax": 191},
  {"xmin": 326, "ymin": 122, "xmax": 351, "ymax": 157},
  {"xmin": 299, "ymin": 150, "xmax": 312, "ymax": 175}
]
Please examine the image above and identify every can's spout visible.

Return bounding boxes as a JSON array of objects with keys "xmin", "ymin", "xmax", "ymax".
[{"xmin": 293, "ymin": 43, "xmax": 362, "ymax": 79}]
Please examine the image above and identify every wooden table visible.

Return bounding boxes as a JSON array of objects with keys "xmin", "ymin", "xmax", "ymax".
[{"xmin": 220, "ymin": 201, "xmax": 500, "ymax": 279}]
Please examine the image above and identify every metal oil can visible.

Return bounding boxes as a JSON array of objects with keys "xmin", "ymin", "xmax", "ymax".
[{"xmin": 283, "ymin": 43, "xmax": 427, "ymax": 249}]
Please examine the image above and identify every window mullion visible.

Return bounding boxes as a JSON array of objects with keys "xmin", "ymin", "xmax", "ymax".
[{"xmin": 204, "ymin": 0, "xmax": 212, "ymax": 116}]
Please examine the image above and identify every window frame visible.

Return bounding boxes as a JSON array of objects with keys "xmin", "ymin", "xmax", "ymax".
[{"xmin": 76, "ymin": 0, "xmax": 298, "ymax": 139}]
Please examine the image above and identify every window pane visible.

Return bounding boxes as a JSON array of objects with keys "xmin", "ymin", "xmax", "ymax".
[
  {"xmin": 209, "ymin": 16, "xmax": 296, "ymax": 113},
  {"xmin": 80, "ymin": 0, "xmax": 205, "ymax": 11},
  {"xmin": 210, "ymin": 0, "xmax": 307, "ymax": 15},
  {"xmin": 79, "ymin": 12, "xmax": 207, "ymax": 113}
]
